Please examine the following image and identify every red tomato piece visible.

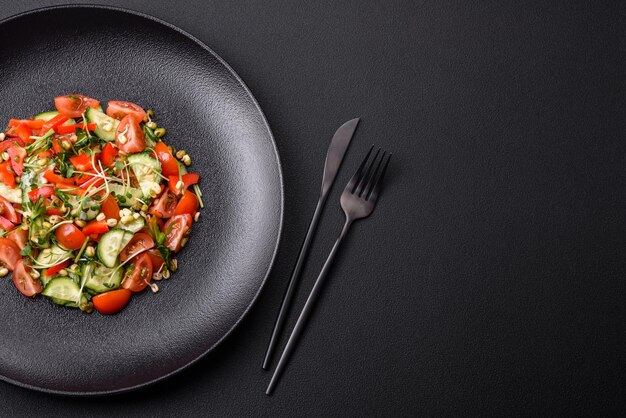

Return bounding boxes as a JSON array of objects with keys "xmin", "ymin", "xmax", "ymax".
[
  {"xmin": 7, "ymin": 145, "xmax": 26, "ymax": 176},
  {"xmin": 54, "ymin": 94, "xmax": 100, "ymax": 118},
  {"xmin": 121, "ymin": 253, "xmax": 153, "ymax": 292},
  {"xmin": 115, "ymin": 115, "xmax": 146, "ymax": 153},
  {"xmin": 106, "ymin": 101, "xmax": 146, "ymax": 123},
  {"xmin": 173, "ymin": 191, "xmax": 199, "ymax": 216},
  {"xmin": 92, "ymin": 289, "xmax": 132, "ymax": 315},
  {"xmin": 0, "ymin": 195, "xmax": 18, "ymax": 223},
  {"xmin": 6, "ymin": 228, "xmax": 28, "ymax": 250},
  {"xmin": 119, "ymin": 233, "xmax": 154, "ymax": 263},
  {"xmin": 163, "ymin": 214, "xmax": 192, "ymax": 253},
  {"xmin": 45, "ymin": 260, "xmax": 71, "ymax": 277},
  {"xmin": 154, "ymin": 141, "xmax": 179, "ymax": 177},
  {"xmin": 45, "ymin": 207, "xmax": 65, "ymax": 216},
  {"xmin": 54, "ymin": 223, "xmax": 87, "ymax": 250},
  {"xmin": 13, "ymin": 260, "xmax": 42, "ymax": 297},
  {"xmin": 149, "ymin": 190, "xmax": 178, "ymax": 218},
  {"xmin": 0, "ymin": 215, "xmax": 14, "ymax": 231},
  {"xmin": 146, "ymin": 248, "xmax": 165, "ymax": 272},
  {"xmin": 0, "ymin": 237, "xmax": 21, "ymax": 271}
]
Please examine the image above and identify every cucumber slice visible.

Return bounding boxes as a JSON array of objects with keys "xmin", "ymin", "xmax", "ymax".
[
  {"xmin": 85, "ymin": 107, "xmax": 119, "ymax": 141},
  {"xmin": 97, "ymin": 229, "xmax": 133, "ymax": 268},
  {"xmin": 108, "ymin": 184, "xmax": 143, "ymax": 208},
  {"xmin": 34, "ymin": 110, "xmax": 75, "ymax": 125},
  {"xmin": 36, "ymin": 244, "xmax": 71, "ymax": 266},
  {"xmin": 0, "ymin": 182, "xmax": 22, "ymax": 204},
  {"xmin": 42, "ymin": 277, "xmax": 82, "ymax": 306},
  {"xmin": 127, "ymin": 153, "xmax": 162, "ymax": 198},
  {"xmin": 83, "ymin": 262, "xmax": 123, "ymax": 293},
  {"xmin": 117, "ymin": 216, "xmax": 145, "ymax": 233}
]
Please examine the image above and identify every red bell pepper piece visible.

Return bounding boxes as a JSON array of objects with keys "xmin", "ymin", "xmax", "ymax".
[
  {"xmin": 28, "ymin": 186, "xmax": 56, "ymax": 201},
  {"xmin": 0, "ymin": 161, "xmax": 15, "ymax": 188},
  {"xmin": 8, "ymin": 119, "xmax": 45, "ymax": 129},
  {"xmin": 82, "ymin": 220, "xmax": 109, "ymax": 236},
  {"xmin": 45, "ymin": 260, "xmax": 71, "ymax": 277},
  {"xmin": 56, "ymin": 123, "xmax": 97, "ymax": 134},
  {"xmin": 43, "ymin": 169, "xmax": 75, "ymax": 186},
  {"xmin": 42, "ymin": 114, "xmax": 69, "ymax": 132},
  {"xmin": 167, "ymin": 173, "xmax": 200, "ymax": 195},
  {"xmin": 100, "ymin": 143, "xmax": 118, "ymax": 167}
]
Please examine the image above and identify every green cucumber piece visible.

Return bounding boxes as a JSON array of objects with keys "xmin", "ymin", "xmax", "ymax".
[
  {"xmin": 97, "ymin": 229, "xmax": 133, "ymax": 268},
  {"xmin": 108, "ymin": 184, "xmax": 143, "ymax": 208},
  {"xmin": 83, "ymin": 262, "xmax": 123, "ymax": 293},
  {"xmin": 117, "ymin": 216, "xmax": 145, "ymax": 233},
  {"xmin": 36, "ymin": 244, "xmax": 71, "ymax": 265},
  {"xmin": 0, "ymin": 182, "xmax": 22, "ymax": 204},
  {"xmin": 42, "ymin": 277, "xmax": 82, "ymax": 307},
  {"xmin": 127, "ymin": 153, "xmax": 162, "ymax": 198},
  {"xmin": 85, "ymin": 107, "xmax": 119, "ymax": 141}
]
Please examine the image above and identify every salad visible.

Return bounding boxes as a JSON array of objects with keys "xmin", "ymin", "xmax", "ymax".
[{"xmin": 0, "ymin": 95, "xmax": 203, "ymax": 315}]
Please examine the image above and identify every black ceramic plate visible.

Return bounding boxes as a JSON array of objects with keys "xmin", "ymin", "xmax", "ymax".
[{"xmin": 0, "ymin": 6, "xmax": 282, "ymax": 395}]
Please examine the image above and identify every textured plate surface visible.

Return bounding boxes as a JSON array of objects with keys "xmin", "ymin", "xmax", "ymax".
[{"xmin": 0, "ymin": 5, "xmax": 282, "ymax": 395}]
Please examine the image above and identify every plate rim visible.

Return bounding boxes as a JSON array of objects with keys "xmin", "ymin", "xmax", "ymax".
[{"xmin": 0, "ymin": 3, "xmax": 284, "ymax": 397}]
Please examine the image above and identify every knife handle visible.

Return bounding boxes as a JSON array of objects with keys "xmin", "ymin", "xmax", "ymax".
[{"xmin": 262, "ymin": 195, "xmax": 327, "ymax": 370}]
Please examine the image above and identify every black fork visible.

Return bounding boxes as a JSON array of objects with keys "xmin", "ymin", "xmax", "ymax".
[{"xmin": 266, "ymin": 146, "xmax": 391, "ymax": 395}]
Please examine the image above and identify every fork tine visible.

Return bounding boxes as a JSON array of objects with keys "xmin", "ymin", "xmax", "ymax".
[
  {"xmin": 363, "ymin": 150, "xmax": 386, "ymax": 198},
  {"xmin": 345, "ymin": 145, "xmax": 374, "ymax": 193},
  {"xmin": 366, "ymin": 153, "xmax": 391, "ymax": 201},
  {"xmin": 355, "ymin": 148, "xmax": 381, "ymax": 196}
]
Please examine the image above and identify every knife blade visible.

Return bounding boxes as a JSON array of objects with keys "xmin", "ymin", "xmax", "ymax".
[{"xmin": 262, "ymin": 118, "xmax": 360, "ymax": 370}]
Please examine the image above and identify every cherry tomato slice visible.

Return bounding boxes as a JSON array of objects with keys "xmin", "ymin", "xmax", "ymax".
[
  {"xmin": 54, "ymin": 94, "xmax": 100, "ymax": 118},
  {"xmin": 13, "ymin": 260, "xmax": 42, "ymax": 297},
  {"xmin": 115, "ymin": 115, "xmax": 146, "ymax": 153},
  {"xmin": 149, "ymin": 190, "xmax": 178, "ymax": 218},
  {"xmin": 93, "ymin": 289, "xmax": 132, "ymax": 315},
  {"xmin": 7, "ymin": 145, "xmax": 26, "ymax": 176},
  {"xmin": 7, "ymin": 228, "xmax": 28, "ymax": 250},
  {"xmin": 0, "ymin": 215, "xmax": 14, "ymax": 231},
  {"xmin": 121, "ymin": 253, "xmax": 153, "ymax": 292},
  {"xmin": 163, "ymin": 214, "xmax": 192, "ymax": 253},
  {"xmin": 174, "ymin": 191, "xmax": 199, "ymax": 216},
  {"xmin": 119, "ymin": 233, "xmax": 154, "ymax": 263},
  {"xmin": 54, "ymin": 223, "xmax": 87, "ymax": 250},
  {"xmin": 0, "ymin": 237, "xmax": 22, "ymax": 271},
  {"xmin": 154, "ymin": 141, "xmax": 179, "ymax": 177},
  {"xmin": 106, "ymin": 101, "xmax": 147, "ymax": 123},
  {"xmin": 146, "ymin": 248, "xmax": 165, "ymax": 272},
  {"xmin": 0, "ymin": 195, "xmax": 18, "ymax": 223}
]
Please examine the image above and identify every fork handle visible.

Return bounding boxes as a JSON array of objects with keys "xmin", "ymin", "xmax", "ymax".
[{"xmin": 266, "ymin": 219, "xmax": 352, "ymax": 395}]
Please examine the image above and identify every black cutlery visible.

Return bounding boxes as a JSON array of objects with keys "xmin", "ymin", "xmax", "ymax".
[
  {"xmin": 266, "ymin": 146, "xmax": 391, "ymax": 395},
  {"xmin": 262, "ymin": 118, "xmax": 360, "ymax": 370}
]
